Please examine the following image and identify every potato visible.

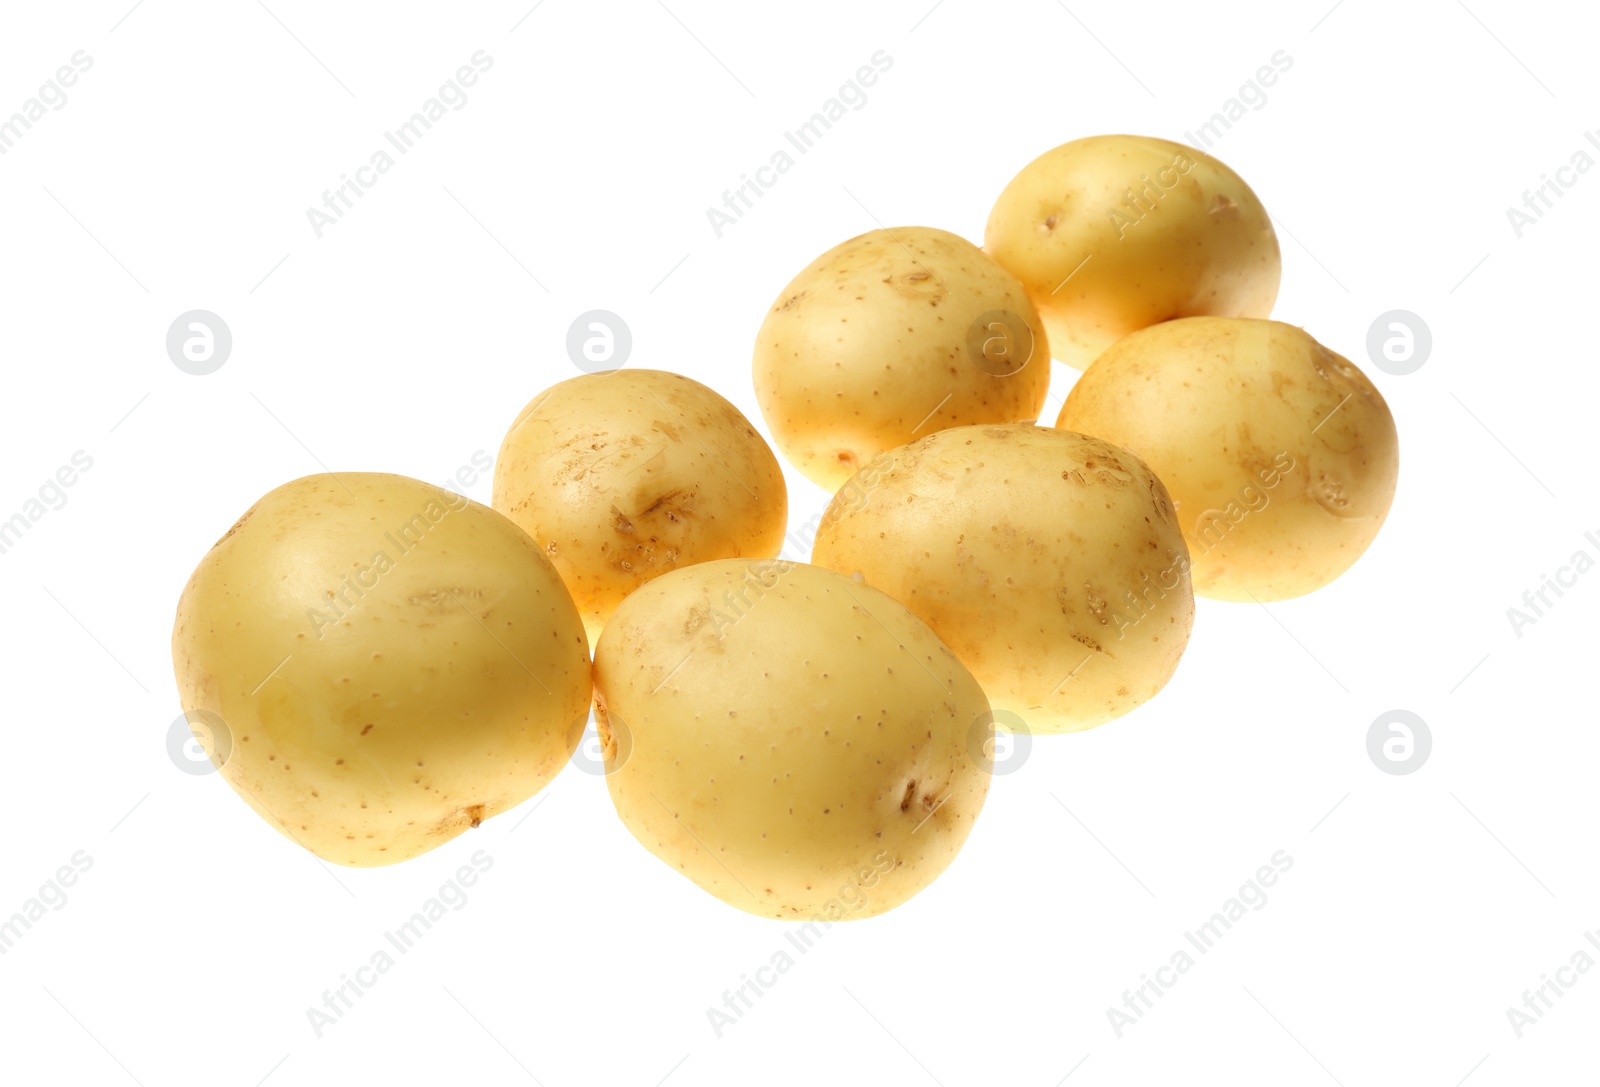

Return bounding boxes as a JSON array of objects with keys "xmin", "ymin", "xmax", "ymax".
[
  {"xmin": 984, "ymin": 134, "xmax": 1280, "ymax": 370},
  {"xmin": 171, "ymin": 473, "xmax": 591, "ymax": 866},
  {"xmin": 811, "ymin": 424, "xmax": 1193, "ymax": 733},
  {"xmin": 1059, "ymin": 317, "xmax": 1399, "ymax": 601},
  {"xmin": 753, "ymin": 226, "xmax": 1050, "ymax": 492},
  {"xmin": 493, "ymin": 369, "xmax": 787, "ymax": 642},
  {"xmin": 593, "ymin": 559, "xmax": 991, "ymax": 920}
]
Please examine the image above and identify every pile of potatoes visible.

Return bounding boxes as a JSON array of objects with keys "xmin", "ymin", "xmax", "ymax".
[{"xmin": 173, "ymin": 134, "xmax": 1398, "ymax": 921}]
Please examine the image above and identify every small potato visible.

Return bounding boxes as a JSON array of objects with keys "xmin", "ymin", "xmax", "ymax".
[
  {"xmin": 171, "ymin": 473, "xmax": 592, "ymax": 866},
  {"xmin": 1059, "ymin": 317, "xmax": 1399, "ymax": 600},
  {"xmin": 493, "ymin": 369, "xmax": 787, "ymax": 642},
  {"xmin": 985, "ymin": 134, "xmax": 1280, "ymax": 369},
  {"xmin": 593, "ymin": 559, "xmax": 991, "ymax": 920},
  {"xmin": 753, "ymin": 226, "xmax": 1050, "ymax": 492},
  {"xmin": 812, "ymin": 425, "xmax": 1194, "ymax": 733}
]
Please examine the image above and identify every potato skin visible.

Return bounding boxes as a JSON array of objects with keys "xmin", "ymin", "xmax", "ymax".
[
  {"xmin": 493, "ymin": 369, "xmax": 787, "ymax": 643},
  {"xmin": 1059, "ymin": 317, "xmax": 1399, "ymax": 601},
  {"xmin": 753, "ymin": 226, "xmax": 1050, "ymax": 492},
  {"xmin": 984, "ymin": 134, "xmax": 1280, "ymax": 370},
  {"xmin": 171, "ymin": 473, "xmax": 592, "ymax": 867},
  {"xmin": 811, "ymin": 424, "xmax": 1193, "ymax": 733},
  {"xmin": 594, "ymin": 559, "xmax": 991, "ymax": 921}
]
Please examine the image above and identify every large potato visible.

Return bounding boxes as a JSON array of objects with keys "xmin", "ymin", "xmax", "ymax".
[
  {"xmin": 753, "ymin": 226, "xmax": 1050, "ymax": 492},
  {"xmin": 811, "ymin": 424, "xmax": 1193, "ymax": 733},
  {"xmin": 593, "ymin": 559, "xmax": 991, "ymax": 920},
  {"xmin": 985, "ymin": 134, "xmax": 1280, "ymax": 370},
  {"xmin": 1059, "ymin": 317, "xmax": 1399, "ymax": 601},
  {"xmin": 171, "ymin": 473, "xmax": 591, "ymax": 866},
  {"xmin": 493, "ymin": 369, "xmax": 787, "ymax": 642}
]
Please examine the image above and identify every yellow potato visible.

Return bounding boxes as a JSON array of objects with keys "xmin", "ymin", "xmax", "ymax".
[
  {"xmin": 753, "ymin": 226, "xmax": 1050, "ymax": 492},
  {"xmin": 171, "ymin": 473, "xmax": 591, "ymax": 866},
  {"xmin": 1060, "ymin": 317, "xmax": 1398, "ymax": 600},
  {"xmin": 493, "ymin": 369, "xmax": 787, "ymax": 643},
  {"xmin": 593, "ymin": 559, "xmax": 991, "ymax": 920},
  {"xmin": 984, "ymin": 134, "xmax": 1280, "ymax": 369},
  {"xmin": 811, "ymin": 424, "xmax": 1193, "ymax": 733}
]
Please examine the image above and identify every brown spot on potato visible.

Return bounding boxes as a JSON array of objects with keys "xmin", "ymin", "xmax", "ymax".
[
  {"xmin": 212, "ymin": 506, "xmax": 256, "ymax": 550},
  {"xmin": 641, "ymin": 489, "xmax": 684, "ymax": 516}
]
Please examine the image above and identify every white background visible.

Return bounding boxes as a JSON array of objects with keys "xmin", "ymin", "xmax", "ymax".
[{"xmin": 0, "ymin": 0, "xmax": 1594, "ymax": 1083}]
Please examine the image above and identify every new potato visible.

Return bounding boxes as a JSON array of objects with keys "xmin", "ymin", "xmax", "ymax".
[
  {"xmin": 493, "ymin": 369, "xmax": 787, "ymax": 642},
  {"xmin": 985, "ymin": 134, "xmax": 1280, "ymax": 369},
  {"xmin": 171, "ymin": 473, "xmax": 592, "ymax": 866},
  {"xmin": 753, "ymin": 226, "xmax": 1050, "ymax": 491},
  {"xmin": 593, "ymin": 559, "xmax": 991, "ymax": 920},
  {"xmin": 1059, "ymin": 316, "xmax": 1399, "ymax": 600},
  {"xmin": 812, "ymin": 424, "xmax": 1194, "ymax": 733}
]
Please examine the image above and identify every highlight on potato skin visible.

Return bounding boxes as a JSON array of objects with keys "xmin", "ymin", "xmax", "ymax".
[
  {"xmin": 492, "ymin": 368, "xmax": 788, "ymax": 644},
  {"xmin": 1060, "ymin": 316, "xmax": 1399, "ymax": 601},
  {"xmin": 984, "ymin": 134, "xmax": 1281, "ymax": 370},
  {"xmin": 593, "ymin": 559, "xmax": 992, "ymax": 920},
  {"xmin": 753, "ymin": 225, "xmax": 1051, "ymax": 492},
  {"xmin": 171, "ymin": 472, "xmax": 593, "ymax": 867},
  {"xmin": 811, "ymin": 424, "xmax": 1195, "ymax": 734}
]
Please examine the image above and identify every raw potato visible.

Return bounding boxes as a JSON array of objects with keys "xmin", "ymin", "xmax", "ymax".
[
  {"xmin": 593, "ymin": 559, "xmax": 991, "ymax": 920},
  {"xmin": 493, "ymin": 369, "xmax": 787, "ymax": 642},
  {"xmin": 171, "ymin": 473, "xmax": 592, "ymax": 866},
  {"xmin": 753, "ymin": 226, "xmax": 1050, "ymax": 492},
  {"xmin": 1059, "ymin": 317, "xmax": 1399, "ymax": 601},
  {"xmin": 812, "ymin": 424, "xmax": 1193, "ymax": 733},
  {"xmin": 985, "ymin": 134, "xmax": 1280, "ymax": 370}
]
